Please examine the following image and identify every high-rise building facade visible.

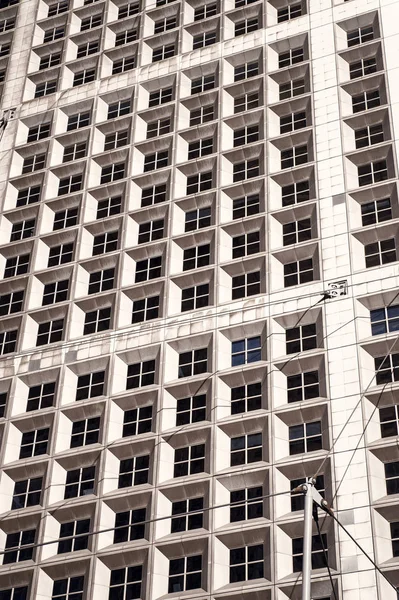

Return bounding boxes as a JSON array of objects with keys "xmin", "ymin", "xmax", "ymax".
[{"xmin": 1, "ymin": 0, "xmax": 399, "ymax": 598}]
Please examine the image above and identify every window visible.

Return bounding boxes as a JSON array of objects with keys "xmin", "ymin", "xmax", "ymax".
[
  {"xmin": 52, "ymin": 577, "xmax": 84, "ymax": 600},
  {"xmin": 183, "ymin": 244, "xmax": 210, "ymax": 271},
  {"xmin": 89, "ymin": 269, "xmax": 115, "ymax": 294},
  {"xmin": 114, "ymin": 508, "xmax": 146, "ymax": 543},
  {"xmin": 370, "ymin": 305, "xmax": 399, "ymax": 336},
  {"xmin": 181, "ymin": 284, "xmax": 210, "ymax": 312},
  {"xmin": 232, "ymin": 337, "xmax": 261, "ymax": 366},
  {"xmin": 380, "ymin": 405, "xmax": 399, "ymax": 438},
  {"xmin": 118, "ymin": 454, "xmax": 150, "ymax": 487},
  {"xmin": 64, "ymin": 466, "xmax": 96, "ymax": 498},
  {"xmin": 77, "ymin": 41, "xmax": 99, "ymax": 57},
  {"xmin": 0, "ymin": 290, "xmax": 24, "ymax": 316},
  {"xmin": 58, "ymin": 519, "xmax": 90, "ymax": 554},
  {"xmin": 67, "ymin": 111, "xmax": 90, "ymax": 130},
  {"xmin": 234, "ymin": 125, "xmax": 259, "ymax": 147},
  {"xmin": 230, "ymin": 545, "xmax": 264, "ymax": 582},
  {"xmin": 141, "ymin": 184, "xmax": 167, "ymax": 206},
  {"xmin": 17, "ymin": 186, "xmax": 41, "ymax": 206},
  {"xmin": 280, "ymin": 111, "xmax": 307, "ymax": 134},
  {"xmin": 168, "ymin": 556, "xmax": 202, "ymax": 593},
  {"xmin": 144, "ymin": 151, "xmax": 168, "ymax": 172},
  {"xmin": 112, "ymin": 56, "xmax": 135, "ymax": 73},
  {"xmin": 176, "ymin": 395, "xmax": 206, "ymax": 425},
  {"xmin": 0, "ymin": 588, "xmax": 28, "ymax": 600},
  {"xmin": 281, "ymin": 145, "xmax": 308, "ymax": 169},
  {"xmin": 19, "ymin": 427, "xmax": 49, "ymax": 458},
  {"xmin": 283, "ymin": 218, "xmax": 312, "ymax": 245},
  {"xmin": 109, "ymin": 566, "xmax": 142, "ymax": 600},
  {"xmin": 0, "ymin": 391, "xmax": 7, "ymax": 418},
  {"xmin": 115, "ymin": 28, "xmax": 138, "ymax": 45},
  {"xmin": 284, "ymin": 258, "xmax": 314, "ymax": 287},
  {"xmin": 147, "ymin": 118, "xmax": 171, "ymax": 139},
  {"xmin": 149, "ymin": 87, "xmax": 173, "ymax": 107},
  {"xmin": 350, "ymin": 57, "xmax": 377, "ymax": 79},
  {"xmin": 347, "ymin": 25, "xmax": 374, "ymax": 47},
  {"xmin": 118, "ymin": 2, "xmax": 140, "ymax": 17},
  {"xmin": 286, "ymin": 323, "xmax": 317, "ymax": 353},
  {"xmin": 0, "ymin": 44, "xmax": 10, "ymax": 58},
  {"xmin": 0, "ymin": 69, "xmax": 5, "ymax": 83},
  {"xmin": 187, "ymin": 172, "xmax": 213, "ymax": 194},
  {"xmin": 22, "ymin": 153, "xmax": 46, "ymax": 173},
  {"xmin": 135, "ymin": 256, "xmax": 162, "ymax": 282},
  {"xmin": 391, "ymin": 522, "xmax": 399, "ymax": 557},
  {"xmin": 358, "ymin": 160, "xmax": 388, "ymax": 186},
  {"xmin": 4, "ymin": 255, "xmax": 29, "ymax": 278},
  {"xmin": 282, "ymin": 180, "xmax": 310, "ymax": 206},
  {"xmin": 385, "ymin": 460, "xmax": 399, "ymax": 496},
  {"xmin": 154, "ymin": 16, "xmax": 177, "ymax": 33},
  {"xmin": 234, "ymin": 92, "xmax": 259, "ymax": 113},
  {"xmin": 76, "ymin": 371, "xmax": 105, "ymax": 400},
  {"xmin": 27, "ymin": 122, "xmax": 51, "ymax": 143},
  {"xmin": 12, "ymin": 477, "xmax": 42, "ymax": 509},
  {"xmin": 352, "ymin": 89, "xmax": 380, "ymax": 113},
  {"xmin": 234, "ymin": 61, "xmax": 259, "ymax": 82},
  {"xmin": 355, "ymin": 124, "xmax": 384, "ymax": 148},
  {"xmin": 279, "ymin": 47, "xmax": 304, "ymax": 68},
  {"xmin": 132, "ymin": 296, "xmax": 160, "ymax": 323},
  {"xmin": 235, "ymin": 18, "xmax": 259, "ymax": 36},
  {"xmin": 185, "ymin": 207, "xmax": 211, "ymax": 232},
  {"xmin": 101, "ymin": 163, "xmax": 125, "ymax": 183},
  {"xmin": 178, "ymin": 349, "xmax": 208, "ymax": 377},
  {"xmin": 232, "ymin": 194, "xmax": 260, "ymax": 219},
  {"xmin": 126, "ymin": 360, "xmax": 156, "ymax": 389},
  {"xmin": 35, "ymin": 80, "xmax": 57, "ymax": 97},
  {"xmin": 191, "ymin": 74, "xmax": 215, "ymax": 94},
  {"xmin": 70, "ymin": 417, "xmax": 100, "ymax": 448},
  {"xmin": 231, "ymin": 382, "xmax": 261, "ymax": 414},
  {"xmin": 53, "ymin": 207, "xmax": 78, "ymax": 230},
  {"xmin": 97, "ymin": 196, "xmax": 122, "ymax": 218},
  {"xmin": 93, "ymin": 231, "xmax": 118, "ymax": 255},
  {"xmin": 39, "ymin": 52, "xmax": 61, "ymax": 69},
  {"xmin": 278, "ymin": 2, "xmax": 303, "ymax": 22},
  {"xmin": 123, "ymin": 405, "xmax": 152, "ymax": 437},
  {"xmin": 138, "ymin": 219, "xmax": 164, "ymax": 243},
  {"xmin": 233, "ymin": 159, "xmax": 260, "ymax": 181},
  {"xmin": 289, "ymin": 421, "xmax": 322, "ymax": 455},
  {"xmin": 27, "ymin": 381, "xmax": 56, "ymax": 411},
  {"xmin": 375, "ymin": 353, "xmax": 399, "ymax": 385},
  {"xmin": 232, "ymin": 271, "xmax": 261, "ymax": 299},
  {"xmin": 190, "ymin": 104, "xmax": 215, "ymax": 126},
  {"xmin": 153, "ymin": 44, "xmax": 175, "ymax": 61},
  {"xmin": 231, "ymin": 433, "xmax": 262, "ymax": 466},
  {"xmin": 230, "ymin": 487, "xmax": 263, "ymax": 522},
  {"xmin": 365, "ymin": 238, "xmax": 396, "ymax": 268},
  {"xmin": 291, "ymin": 475, "xmax": 325, "ymax": 511},
  {"xmin": 232, "ymin": 231, "xmax": 260, "ymax": 258},
  {"xmin": 0, "ymin": 17, "xmax": 15, "ymax": 32},
  {"xmin": 58, "ymin": 174, "xmax": 83, "ymax": 195},
  {"xmin": 287, "ymin": 370, "xmax": 319, "ymax": 402},
  {"xmin": 108, "ymin": 99, "xmax": 131, "ymax": 118},
  {"xmin": 174, "ymin": 443, "xmax": 205, "ymax": 477},
  {"xmin": 292, "ymin": 534, "xmax": 327, "ymax": 571},
  {"xmin": 80, "ymin": 14, "xmax": 102, "ymax": 30},
  {"xmin": 10, "ymin": 220, "xmax": 35, "ymax": 242},
  {"xmin": 0, "ymin": 330, "xmax": 18, "ymax": 355},
  {"xmin": 36, "ymin": 319, "xmax": 64, "ymax": 346},
  {"xmin": 279, "ymin": 78, "xmax": 306, "ymax": 100},
  {"xmin": 48, "ymin": 243, "xmax": 74, "ymax": 267},
  {"xmin": 193, "ymin": 31, "xmax": 216, "ymax": 49},
  {"xmin": 3, "ymin": 530, "xmax": 35, "ymax": 564},
  {"xmin": 73, "ymin": 69, "xmax": 96, "ymax": 86},
  {"xmin": 171, "ymin": 498, "xmax": 204, "ymax": 532},
  {"xmin": 361, "ymin": 197, "xmax": 391, "ymax": 226},
  {"xmin": 84, "ymin": 307, "xmax": 111, "ymax": 334},
  {"xmin": 194, "ymin": 3, "xmax": 217, "ymax": 20},
  {"xmin": 63, "ymin": 142, "xmax": 87, "ymax": 162},
  {"xmin": 188, "ymin": 137, "xmax": 213, "ymax": 159},
  {"xmin": 48, "ymin": 0, "xmax": 68, "ymax": 16},
  {"xmin": 42, "ymin": 280, "xmax": 69, "ymax": 305}
]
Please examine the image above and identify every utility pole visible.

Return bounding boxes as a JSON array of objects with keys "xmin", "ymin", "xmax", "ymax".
[{"xmin": 299, "ymin": 478, "xmax": 332, "ymax": 600}]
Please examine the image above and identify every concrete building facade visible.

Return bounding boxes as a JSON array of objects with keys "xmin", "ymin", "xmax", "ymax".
[{"xmin": 1, "ymin": 0, "xmax": 399, "ymax": 598}]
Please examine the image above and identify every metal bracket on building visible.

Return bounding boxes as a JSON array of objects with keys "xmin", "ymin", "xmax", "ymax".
[{"xmin": 324, "ymin": 280, "xmax": 348, "ymax": 299}]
